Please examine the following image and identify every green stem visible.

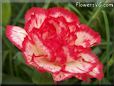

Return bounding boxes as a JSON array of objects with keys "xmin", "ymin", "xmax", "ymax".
[
  {"xmin": 87, "ymin": 0, "xmax": 108, "ymax": 25},
  {"xmin": 67, "ymin": 3, "xmax": 87, "ymax": 23},
  {"xmin": 9, "ymin": 51, "xmax": 14, "ymax": 76},
  {"xmin": 100, "ymin": 42, "xmax": 112, "ymax": 45},
  {"xmin": 13, "ymin": 3, "xmax": 28, "ymax": 25},
  {"xmin": 13, "ymin": 52, "xmax": 20, "ymax": 77},
  {"xmin": 102, "ymin": 10, "xmax": 110, "ymax": 78},
  {"xmin": 43, "ymin": 0, "xmax": 51, "ymax": 9},
  {"xmin": 87, "ymin": 7, "xmax": 101, "ymax": 25},
  {"xmin": 3, "ymin": 50, "xmax": 9, "ymax": 65}
]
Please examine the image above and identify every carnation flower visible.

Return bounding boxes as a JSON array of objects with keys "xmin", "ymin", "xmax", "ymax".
[{"xmin": 6, "ymin": 7, "xmax": 104, "ymax": 82}]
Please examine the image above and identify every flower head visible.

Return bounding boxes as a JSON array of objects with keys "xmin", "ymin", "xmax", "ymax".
[{"xmin": 6, "ymin": 7, "xmax": 104, "ymax": 82}]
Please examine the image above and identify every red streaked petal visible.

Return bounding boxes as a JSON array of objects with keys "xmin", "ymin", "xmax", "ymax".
[
  {"xmin": 33, "ymin": 56, "xmax": 61, "ymax": 73},
  {"xmin": 75, "ymin": 24, "xmax": 101, "ymax": 48},
  {"xmin": 24, "ymin": 15, "xmax": 38, "ymax": 32},
  {"xmin": 22, "ymin": 36, "xmax": 39, "ymax": 63},
  {"xmin": 89, "ymin": 63, "xmax": 104, "ymax": 80},
  {"xmin": 30, "ymin": 29, "xmax": 52, "ymax": 60},
  {"xmin": 65, "ymin": 58, "xmax": 93, "ymax": 73},
  {"xmin": 25, "ymin": 7, "xmax": 47, "ymax": 23},
  {"xmin": 25, "ymin": 14, "xmax": 46, "ymax": 32},
  {"xmin": 75, "ymin": 73, "xmax": 89, "ymax": 81},
  {"xmin": 6, "ymin": 25, "xmax": 27, "ymax": 50},
  {"xmin": 48, "ymin": 7, "xmax": 79, "ymax": 23},
  {"xmin": 23, "ymin": 53, "xmax": 46, "ymax": 73},
  {"xmin": 75, "ymin": 63, "xmax": 104, "ymax": 81},
  {"xmin": 78, "ymin": 51, "xmax": 99, "ymax": 63},
  {"xmin": 24, "ymin": 7, "xmax": 47, "ymax": 32},
  {"xmin": 22, "ymin": 31, "xmax": 61, "ymax": 73},
  {"xmin": 30, "ymin": 30, "xmax": 50, "ymax": 56},
  {"xmin": 52, "ymin": 72, "xmax": 73, "ymax": 81},
  {"xmin": 68, "ymin": 22, "xmax": 79, "ymax": 33},
  {"xmin": 22, "ymin": 33, "xmax": 50, "ymax": 63}
]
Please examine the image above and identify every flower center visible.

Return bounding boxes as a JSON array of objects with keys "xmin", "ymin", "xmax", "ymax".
[{"xmin": 35, "ymin": 18, "xmax": 77, "ymax": 65}]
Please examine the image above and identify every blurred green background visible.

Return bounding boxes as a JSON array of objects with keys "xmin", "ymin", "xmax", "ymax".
[{"xmin": 1, "ymin": 0, "xmax": 114, "ymax": 85}]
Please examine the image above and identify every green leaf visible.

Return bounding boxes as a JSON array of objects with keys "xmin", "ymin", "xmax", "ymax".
[
  {"xmin": 43, "ymin": 0, "xmax": 51, "ymax": 9},
  {"xmin": 14, "ymin": 52, "xmax": 25, "ymax": 65},
  {"xmin": 67, "ymin": 3, "xmax": 87, "ymax": 23},
  {"xmin": 92, "ymin": 47, "xmax": 101, "ymax": 55},
  {"xmin": 91, "ymin": 78, "xmax": 111, "ymax": 85},
  {"xmin": 13, "ymin": 52, "xmax": 33, "ymax": 77},
  {"xmin": 87, "ymin": 0, "xmax": 108, "ymax": 25},
  {"xmin": 59, "ymin": 78, "xmax": 79, "ymax": 85},
  {"xmin": 108, "ymin": 54, "xmax": 114, "ymax": 66},
  {"xmin": 12, "ymin": 3, "xmax": 27, "ymax": 25},
  {"xmin": 32, "ymin": 70, "xmax": 54, "ymax": 85},
  {"xmin": 102, "ymin": 10, "xmax": 110, "ymax": 78},
  {"xmin": 2, "ymin": 26, "xmax": 15, "ymax": 50},
  {"xmin": 100, "ymin": 78, "xmax": 111, "ymax": 85},
  {"xmin": 2, "ymin": 0, "xmax": 11, "ymax": 26},
  {"xmin": 20, "ymin": 64, "xmax": 33, "ymax": 78},
  {"xmin": 2, "ymin": 74, "xmax": 30, "ymax": 84}
]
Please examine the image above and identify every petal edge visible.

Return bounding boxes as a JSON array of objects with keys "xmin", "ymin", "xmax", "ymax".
[{"xmin": 6, "ymin": 25, "xmax": 27, "ymax": 50}]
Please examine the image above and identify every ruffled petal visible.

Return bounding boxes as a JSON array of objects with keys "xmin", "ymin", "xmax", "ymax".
[
  {"xmin": 48, "ymin": 7, "xmax": 79, "ymax": 23},
  {"xmin": 68, "ymin": 22, "xmax": 78, "ymax": 33},
  {"xmin": 75, "ymin": 63, "xmax": 104, "ymax": 81},
  {"xmin": 22, "ymin": 36, "xmax": 39, "ymax": 63},
  {"xmin": 22, "ymin": 32, "xmax": 50, "ymax": 64},
  {"xmin": 22, "ymin": 28, "xmax": 66, "ymax": 73},
  {"xmin": 75, "ymin": 73, "xmax": 90, "ymax": 81},
  {"xmin": 6, "ymin": 25, "xmax": 27, "ymax": 50},
  {"xmin": 65, "ymin": 58, "xmax": 93, "ymax": 73},
  {"xmin": 25, "ymin": 7, "xmax": 47, "ymax": 23},
  {"xmin": 88, "ymin": 63, "xmax": 104, "ymax": 80},
  {"xmin": 23, "ymin": 53, "xmax": 46, "ymax": 72},
  {"xmin": 36, "ymin": 17, "xmax": 69, "ymax": 64},
  {"xmin": 24, "ymin": 7, "xmax": 47, "ymax": 32},
  {"xmin": 52, "ymin": 72, "xmax": 73, "ymax": 81},
  {"xmin": 75, "ymin": 24, "xmax": 101, "ymax": 48},
  {"xmin": 75, "ymin": 53, "xmax": 103, "ymax": 81},
  {"xmin": 78, "ymin": 51, "xmax": 99, "ymax": 63},
  {"xmin": 65, "ymin": 51, "xmax": 100, "ymax": 74},
  {"xmin": 22, "ymin": 36, "xmax": 48, "ymax": 72},
  {"xmin": 33, "ymin": 56, "xmax": 61, "ymax": 73}
]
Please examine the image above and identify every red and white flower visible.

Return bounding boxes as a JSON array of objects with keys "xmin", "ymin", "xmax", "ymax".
[{"xmin": 6, "ymin": 7, "xmax": 104, "ymax": 82}]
